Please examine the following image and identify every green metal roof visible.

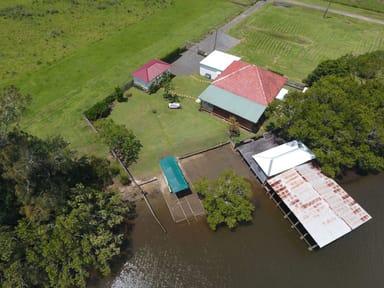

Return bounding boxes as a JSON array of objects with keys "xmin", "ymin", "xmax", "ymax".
[
  {"xmin": 198, "ymin": 85, "xmax": 266, "ymax": 123},
  {"xmin": 159, "ymin": 157, "xmax": 189, "ymax": 194}
]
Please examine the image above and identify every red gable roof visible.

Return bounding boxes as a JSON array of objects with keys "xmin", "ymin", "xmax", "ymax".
[
  {"xmin": 131, "ymin": 59, "xmax": 171, "ymax": 83},
  {"xmin": 212, "ymin": 61, "xmax": 287, "ymax": 105}
]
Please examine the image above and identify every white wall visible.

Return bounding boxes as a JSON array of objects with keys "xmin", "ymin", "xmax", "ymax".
[{"xmin": 199, "ymin": 64, "xmax": 221, "ymax": 80}]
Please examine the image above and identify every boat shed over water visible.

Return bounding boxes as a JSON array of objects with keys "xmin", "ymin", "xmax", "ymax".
[
  {"xmin": 237, "ymin": 138, "xmax": 372, "ymax": 249},
  {"xmin": 266, "ymin": 162, "xmax": 372, "ymax": 249}
]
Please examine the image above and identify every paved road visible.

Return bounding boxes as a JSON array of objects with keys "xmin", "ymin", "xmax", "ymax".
[{"xmin": 281, "ymin": 0, "xmax": 384, "ymax": 25}]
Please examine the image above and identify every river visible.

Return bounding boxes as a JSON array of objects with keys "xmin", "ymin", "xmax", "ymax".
[{"xmin": 99, "ymin": 172, "xmax": 383, "ymax": 288}]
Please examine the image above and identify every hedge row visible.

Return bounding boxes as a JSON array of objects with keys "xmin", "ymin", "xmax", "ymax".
[{"xmin": 84, "ymin": 87, "xmax": 127, "ymax": 121}]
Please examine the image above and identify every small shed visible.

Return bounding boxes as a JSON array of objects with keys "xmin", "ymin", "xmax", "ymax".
[
  {"xmin": 160, "ymin": 157, "xmax": 189, "ymax": 194},
  {"xmin": 199, "ymin": 50, "xmax": 240, "ymax": 80},
  {"xmin": 132, "ymin": 59, "xmax": 171, "ymax": 91}
]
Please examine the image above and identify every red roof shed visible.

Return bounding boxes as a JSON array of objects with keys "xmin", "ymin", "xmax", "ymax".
[{"xmin": 131, "ymin": 59, "xmax": 171, "ymax": 83}]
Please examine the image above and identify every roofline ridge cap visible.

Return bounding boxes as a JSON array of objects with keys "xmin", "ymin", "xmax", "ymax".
[
  {"xmin": 213, "ymin": 63, "xmax": 251, "ymax": 84},
  {"xmin": 256, "ymin": 66, "xmax": 267, "ymax": 104}
]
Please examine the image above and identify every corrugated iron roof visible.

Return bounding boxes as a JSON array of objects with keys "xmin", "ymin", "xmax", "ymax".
[
  {"xmin": 267, "ymin": 162, "xmax": 372, "ymax": 248},
  {"xmin": 131, "ymin": 59, "xmax": 171, "ymax": 82},
  {"xmin": 212, "ymin": 61, "xmax": 287, "ymax": 106},
  {"xmin": 252, "ymin": 140, "xmax": 316, "ymax": 178},
  {"xmin": 200, "ymin": 50, "xmax": 241, "ymax": 72},
  {"xmin": 199, "ymin": 85, "xmax": 266, "ymax": 123}
]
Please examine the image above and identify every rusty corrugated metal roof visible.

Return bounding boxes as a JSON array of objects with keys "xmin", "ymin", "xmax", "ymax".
[{"xmin": 267, "ymin": 162, "xmax": 372, "ymax": 248}]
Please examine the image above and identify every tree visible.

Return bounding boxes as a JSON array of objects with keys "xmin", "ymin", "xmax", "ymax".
[
  {"xmin": 268, "ymin": 52, "xmax": 384, "ymax": 177},
  {"xmin": 228, "ymin": 116, "xmax": 240, "ymax": 138},
  {"xmin": 0, "ymin": 85, "xmax": 30, "ymax": 144},
  {"xmin": 194, "ymin": 170, "xmax": 254, "ymax": 230},
  {"xmin": 95, "ymin": 119, "xmax": 142, "ymax": 168},
  {"xmin": 303, "ymin": 54, "xmax": 353, "ymax": 86},
  {"xmin": 0, "ymin": 124, "xmax": 133, "ymax": 287}
]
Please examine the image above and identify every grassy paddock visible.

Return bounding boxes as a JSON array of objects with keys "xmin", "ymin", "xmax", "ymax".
[
  {"xmin": 325, "ymin": 0, "xmax": 384, "ymax": 13},
  {"xmin": 0, "ymin": 0, "xmax": 167, "ymax": 84},
  {"xmin": 295, "ymin": 0, "xmax": 384, "ymax": 19},
  {"xmin": 11, "ymin": 0, "xmax": 247, "ymax": 156},
  {"xmin": 228, "ymin": 3, "xmax": 384, "ymax": 81}
]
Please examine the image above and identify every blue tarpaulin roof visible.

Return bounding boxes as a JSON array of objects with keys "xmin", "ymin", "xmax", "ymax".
[{"xmin": 160, "ymin": 156, "xmax": 189, "ymax": 193}]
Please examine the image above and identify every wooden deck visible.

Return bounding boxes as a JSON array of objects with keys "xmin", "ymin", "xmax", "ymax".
[{"xmin": 159, "ymin": 175, "xmax": 205, "ymax": 223}]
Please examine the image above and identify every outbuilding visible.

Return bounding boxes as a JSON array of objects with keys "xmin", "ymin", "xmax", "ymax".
[
  {"xmin": 132, "ymin": 59, "xmax": 171, "ymax": 91},
  {"xmin": 160, "ymin": 156, "xmax": 189, "ymax": 195},
  {"xmin": 251, "ymin": 140, "xmax": 316, "ymax": 183},
  {"xmin": 199, "ymin": 50, "xmax": 240, "ymax": 80}
]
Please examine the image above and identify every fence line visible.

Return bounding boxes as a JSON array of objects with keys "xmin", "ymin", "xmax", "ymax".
[{"xmin": 83, "ymin": 115, "xmax": 167, "ymax": 233}]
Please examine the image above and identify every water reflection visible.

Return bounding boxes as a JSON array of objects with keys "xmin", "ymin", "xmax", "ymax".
[{"xmin": 108, "ymin": 173, "xmax": 384, "ymax": 288}]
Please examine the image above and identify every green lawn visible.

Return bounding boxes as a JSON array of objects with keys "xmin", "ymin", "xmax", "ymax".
[
  {"xmin": 228, "ymin": 3, "xmax": 384, "ymax": 82},
  {"xmin": 8, "ymin": 0, "xmax": 247, "ymax": 157},
  {"xmin": 110, "ymin": 77, "xmax": 235, "ymax": 178}
]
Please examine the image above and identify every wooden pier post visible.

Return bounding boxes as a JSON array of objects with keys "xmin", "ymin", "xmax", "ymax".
[
  {"xmin": 283, "ymin": 211, "xmax": 292, "ymax": 219},
  {"xmin": 300, "ymin": 233, "xmax": 309, "ymax": 240}
]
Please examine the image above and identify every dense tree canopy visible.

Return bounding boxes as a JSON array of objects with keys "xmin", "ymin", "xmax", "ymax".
[
  {"xmin": 0, "ymin": 86, "xmax": 133, "ymax": 287},
  {"xmin": 268, "ymin": 51, "xmax": 384, "ymax": 177},
  {"xmin": 194, "ymin": 170, "xmax": 254, "ymax": 230}
]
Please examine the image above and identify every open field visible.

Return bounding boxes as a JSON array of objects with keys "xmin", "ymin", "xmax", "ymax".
[
  {"xmin": 326, "ymin": 0, "xmax": 384, "ymax": 13},
  {"xmin": 110, "ymin": 75, "xmax": 253, "ymax": 178},
  {"xmin": 8, "ymin": 0, "xmax": 248, "ymax": 157},
  {"xmin": 296, "ymin": 0, "xmax": 384, "ymax": 19},
  {"xmin": 228, "ymin": 3, "xmax": 384, "ymax": 82},
  {"xmin": 0, "ymin": 0, "xmax": 164, "ymax": 84}
]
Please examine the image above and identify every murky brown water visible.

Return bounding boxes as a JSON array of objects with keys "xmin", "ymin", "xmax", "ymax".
[{"xmin": 100, "ymin": 173, "xmax": 383, "ymax": 288}]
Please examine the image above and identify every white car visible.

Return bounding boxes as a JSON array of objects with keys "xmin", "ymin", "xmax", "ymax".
[{"xmin": 168, "ymin": 102, "xmax": 181, "ymax": 109}]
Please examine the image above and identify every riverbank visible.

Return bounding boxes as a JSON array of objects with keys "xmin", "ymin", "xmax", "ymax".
[{"xmin": 96, "ymin": 172, "xmax": 382, "ymax": 288}]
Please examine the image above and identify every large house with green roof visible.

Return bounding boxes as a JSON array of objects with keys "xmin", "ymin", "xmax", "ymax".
[{"xmin": 198, "ymin": 60, "xmax": 287, "ymax": 130}]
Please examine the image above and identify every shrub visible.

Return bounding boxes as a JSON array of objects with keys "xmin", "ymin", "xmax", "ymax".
[
  {"xmin": 110, "ymin": 165, "xmax": 121, "ymax": 177},
  {"xmin": 84, "ymin": 100, "xmax": 111, "ymax": 121},
  {"xmin": 120, "ymin": 174, "xmax": 131, "ymax": 186},
  {"xmin": 115, "ymin": 87, "xmax": 127, "ymax": 102},
  {"xmin": 148, "ymin": 83, "xmax": 159, "ymax": 94}
]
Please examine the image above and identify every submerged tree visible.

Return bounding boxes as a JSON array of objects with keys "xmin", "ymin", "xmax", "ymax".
[{"xmin": 194, "ymin": 170, "xmax": 254, "ymax": 231}]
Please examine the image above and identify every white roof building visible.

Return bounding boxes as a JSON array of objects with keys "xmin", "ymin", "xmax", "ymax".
[
  {"xmin": 199, "ymin": 50, "xmax": 240, "ymax": 80},
  {"xmin": 252, "ymin": 140, "xmax": 316, "ymax": 182}
]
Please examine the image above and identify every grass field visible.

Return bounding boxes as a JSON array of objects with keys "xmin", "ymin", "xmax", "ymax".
[
  {"xmin": 5, "ymin": 0, "xmax": 247, "ymax": 157},
  {"xmin": 326, "ymin": 0, "xmax": 384, "ymax": 13},
  {"xmin": 228, "ymin": 3, "xmax": 384, "ymax": 82},
  {"xmin": 0, "ymin": 0, "xmax": 167, "ymax": 84},
  {"xmin": 296, "ymin": 0, "xmax": 384, "ymax": 19},
  {"xmin": 110, "ymin": 76, "xmax": 252, "ymax": 177}
]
